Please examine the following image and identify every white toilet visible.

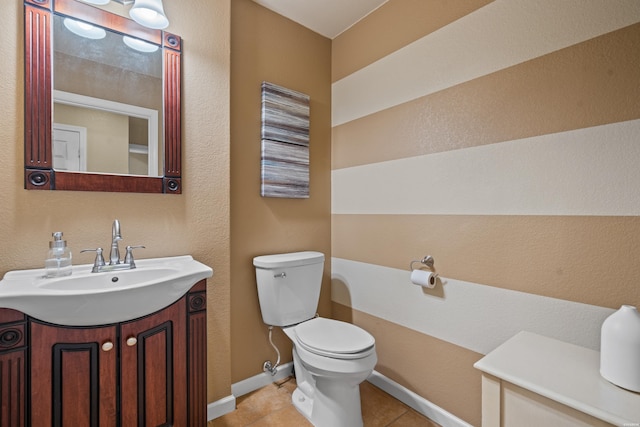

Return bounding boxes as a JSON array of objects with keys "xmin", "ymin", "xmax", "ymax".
[{"xmin": 253, "ymin": 251, "xmax": 377, "ymax": 427}]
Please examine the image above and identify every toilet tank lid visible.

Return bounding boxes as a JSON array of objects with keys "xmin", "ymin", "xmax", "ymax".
[{"xmin": 253, "ymin": 251, "xmax": 324, "ymax": 269}]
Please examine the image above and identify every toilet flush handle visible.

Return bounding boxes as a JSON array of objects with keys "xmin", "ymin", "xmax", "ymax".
[{"xmin": 274, "ymin": 272, "xmax": 286, "ymax": 279}]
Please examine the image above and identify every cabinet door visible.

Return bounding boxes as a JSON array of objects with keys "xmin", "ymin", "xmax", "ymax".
[
  {"xmin": 30, "ymin": 322, "xmax": 118, "ymax": 427},
  {"xmin": 120, "ymin": 298, "xmax": 187, "ymax": 427}
]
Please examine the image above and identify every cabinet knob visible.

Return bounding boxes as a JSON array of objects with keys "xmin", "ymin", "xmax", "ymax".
[
  {"xmin": 126, "ymin": 337, "xmax": 137, "ymax": 347},
  {"xmin": 102, "ymin": 341, "xmax": 114, "ymax": 352}
]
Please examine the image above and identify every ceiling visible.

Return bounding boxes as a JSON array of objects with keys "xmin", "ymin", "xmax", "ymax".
[{"xmin": 252, "ymin": 0, "xmax": 389, "ymax": 39}]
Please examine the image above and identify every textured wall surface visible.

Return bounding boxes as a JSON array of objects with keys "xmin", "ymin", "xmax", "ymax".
[
  {"xmin": 331, "ymin": 0, "xmax": 640, "ymax": 425},
  {"xmin": 230, "ymin": 0, "xmax": 332, "ymax": 383},
  {"xmin": 0, "ymin": 0, "xmax": 231, "ymax": 403}
]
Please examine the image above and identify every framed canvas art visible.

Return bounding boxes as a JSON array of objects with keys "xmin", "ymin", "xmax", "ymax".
[{"xmin": 261, "ymin": 82, "xmax": 310, "ymax": 198}]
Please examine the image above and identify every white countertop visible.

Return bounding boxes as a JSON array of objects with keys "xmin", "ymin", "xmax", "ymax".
[{"xmin": 474, "ymin": 331, "xmax": 640, "ymax": 426}]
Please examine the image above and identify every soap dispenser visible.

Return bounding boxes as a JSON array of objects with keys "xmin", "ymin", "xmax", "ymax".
[{"xmin": 45, "ymin": 232, "xmax": 73, "ymax": 278}]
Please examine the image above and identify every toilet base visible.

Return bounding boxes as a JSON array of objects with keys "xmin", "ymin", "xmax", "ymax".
[
  {"xmin": 292, "ymin": 386, "xmax": 313, "ymax": 420},
  {"xmin": 291, "ymin": 378, "xmax": 364, "ymax": 427},
  {"xmin": 291, "ymin": 348, "xmax": 368, "ymax": 427}
]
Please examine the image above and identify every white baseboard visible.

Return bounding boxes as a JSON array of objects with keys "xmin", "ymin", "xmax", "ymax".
[
  {"xmin": 207, "ymin": 365, "xmax": 470, "ymax": 426},
  {"xmin": 231, "ymin": 362, "xmax": 294, "ymax": 397},
  {"xmin": 207, "ymin": 362, "xmax": 294, "ymax": 421},
  {"xmin": 207, "ymin": 394, "xmax": 235, "ymax": 421},
  {"xmin": 367, "ymin": 370, "xmax": 473, "ymax": 427}
]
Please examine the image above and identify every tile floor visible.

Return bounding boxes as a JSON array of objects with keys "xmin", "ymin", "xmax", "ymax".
[{"xmin": 209, "ymin": 376, "xmax": 441, "ymax": 427}]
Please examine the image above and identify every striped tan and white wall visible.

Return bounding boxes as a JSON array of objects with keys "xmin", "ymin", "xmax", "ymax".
[{"xmin": 331, "ymin": 1, "xmax": 640, "ymax": 425}]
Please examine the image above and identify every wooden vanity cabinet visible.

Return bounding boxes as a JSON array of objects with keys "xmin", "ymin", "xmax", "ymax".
[
  {"xmin": 0, "ymin": 280, "xmax": 207, "ymax": 427},
  {"xmin": 0, "ymin": 309, "xmax": 27, "ymax": 427}
]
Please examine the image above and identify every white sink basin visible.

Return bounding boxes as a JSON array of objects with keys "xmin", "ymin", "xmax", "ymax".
[{"xmin": 0, "ymin": 256, "xmax": 213, "ymax": 326}]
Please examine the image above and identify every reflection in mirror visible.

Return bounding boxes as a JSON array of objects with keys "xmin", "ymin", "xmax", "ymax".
[
  {"xmin": 23, "ymin": 0, "xmax": 182, "ymax": 194},
  {"xmin": 53, "ymin": 90, "xmax": 160, "ymax": 176},
  {"xmin": 53, "ymin": 14, "xmax": 162, "ymax": 177}
]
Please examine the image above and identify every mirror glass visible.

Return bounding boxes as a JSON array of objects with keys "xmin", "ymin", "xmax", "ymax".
[{"xmin": 53, "ymin": 14, "xmax": 163, "ymax": 176}]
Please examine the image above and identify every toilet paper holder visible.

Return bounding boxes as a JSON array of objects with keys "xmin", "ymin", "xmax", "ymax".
[{"xmin": 409, "ymin": 255, "xmax": 435, "ymax": 271}]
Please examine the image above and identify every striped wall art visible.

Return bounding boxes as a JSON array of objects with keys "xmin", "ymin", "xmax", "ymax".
[{"xmin": 260, "ymin": 81, "xmax": 310, "ymax": 198}]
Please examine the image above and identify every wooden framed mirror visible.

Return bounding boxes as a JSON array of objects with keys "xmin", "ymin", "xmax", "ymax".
[{"xmin": 24, "ymin": 0, "xmax": 182, "ymax": 194}]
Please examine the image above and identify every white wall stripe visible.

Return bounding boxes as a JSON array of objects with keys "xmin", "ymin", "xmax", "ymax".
[
  {"xmin": 332, "ymin": 119, "xmax": 640, "ymax": 216},
  {"xmin": 332, "ymin": 0, "xmax": 640, "ymax": 126},
  {"xmin": 332, "ymin": 257, "xmax": 613, "ymax": 355}
]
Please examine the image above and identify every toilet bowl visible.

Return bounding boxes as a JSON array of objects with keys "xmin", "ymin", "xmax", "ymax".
[
  {"xmin": 283, "ymin": 317, "xmax": 377, "ymax": 427},
  {"xmin": 253, "ymin": 252, "xmax": 377, "ymax": 427}
]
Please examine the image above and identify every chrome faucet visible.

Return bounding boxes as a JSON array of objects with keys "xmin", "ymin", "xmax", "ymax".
[
  {"xmin": 81, "ymin": 219, "xmax": 145, "ymax": 273},
  {"xmin": 110, "ymin": 219, "xmax": 123, "ymax": 265}
]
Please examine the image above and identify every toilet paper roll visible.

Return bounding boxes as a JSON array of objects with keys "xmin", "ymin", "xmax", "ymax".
[{"xmin": 411, "ymin": 269, "xmax": 437, "ymax": 289}]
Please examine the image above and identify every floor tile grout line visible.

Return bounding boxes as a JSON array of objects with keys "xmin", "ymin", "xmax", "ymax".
[{"xmin": 383, "ymin": 408, "xmax": 410, "ymax": 427}]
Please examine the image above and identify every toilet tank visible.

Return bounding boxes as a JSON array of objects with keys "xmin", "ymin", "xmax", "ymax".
[{"xmin": 253, "ymin": 251, "xmax": 325, "ymax": 327}]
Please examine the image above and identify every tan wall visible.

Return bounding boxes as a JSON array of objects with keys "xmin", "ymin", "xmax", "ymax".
[
  {"xmin": 230, "ymin": 0, "xmax": 332, "ymax": 383},
  {"xmin": 331, "ymin": 1, "xmax": 640, "ymax": 426},
  {"xmin": 0, "ymin": 0, "xmax": 231, "ymax": 403}
]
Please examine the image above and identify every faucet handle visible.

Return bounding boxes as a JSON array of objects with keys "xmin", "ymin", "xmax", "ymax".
[
  {"xmin": 124, "ymin": 245, "xmax": 145, "ymax": 267},
  {"xmin": 81, "ymin": 248, "xmax": 106, "ymax": 271}
]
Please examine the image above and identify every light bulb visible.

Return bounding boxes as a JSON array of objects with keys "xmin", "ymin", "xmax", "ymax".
[
  {"xmin": 129, "ymin": 0, "xmax": 169, "ymax": 29},
  {"xmin": 123, "ymin": 36, "xmax": 159, "ymax": 53},
  {"xmin": 80, "ymin": 0, "xmax": 111, "ymax": 5},
  {"xmin": 63, "ymin": 18, "xmax": 106, "ymax": 39}
]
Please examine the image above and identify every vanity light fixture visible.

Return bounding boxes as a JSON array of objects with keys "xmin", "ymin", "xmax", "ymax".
[
  {"xmin": 63, "ymin": 18, "xmax": 107, "ymax": 39},
  {"xmin": 79, "ymin": 0, "xmax": 111, "ymax": 5},
  {"xmin": 123, "ymin": 35, "xmax": 159, "ymax": 53},
  {"xmin": 129, "ymin": 0, "xmax": 169, "ymax": 29}
]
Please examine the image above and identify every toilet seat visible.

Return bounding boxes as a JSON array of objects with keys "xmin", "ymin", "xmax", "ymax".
[{"xmin": 293, "ymin": 317, "xmax": 375, "ymax": 359}]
